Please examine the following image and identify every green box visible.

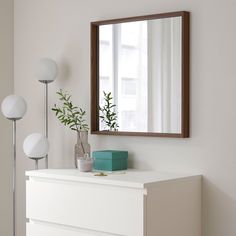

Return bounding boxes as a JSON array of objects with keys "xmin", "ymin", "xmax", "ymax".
[{"xmin": 92, "ymin": 150, "xmax": 128, "ymax": 171}]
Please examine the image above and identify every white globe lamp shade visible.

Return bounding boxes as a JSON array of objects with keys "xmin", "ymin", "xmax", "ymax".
[
  {"xmin": 23, "ymin": 133, "xmax": 49, "ymax": 159},
  {"xmin": 1, "ymin": 95, "xmax": 27, "ymax": 120},
  {"xmin": 35, "ymin": 58, "xmax": 58, "ymax": 83}
]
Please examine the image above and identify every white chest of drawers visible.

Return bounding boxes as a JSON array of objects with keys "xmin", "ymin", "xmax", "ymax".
[{"xmin": 26, "ymin": 169, "xmax": 201, "ymax": 236}]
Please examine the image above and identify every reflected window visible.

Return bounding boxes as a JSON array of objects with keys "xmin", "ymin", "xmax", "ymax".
[
  {"xmin": 121, "ymin": 78, "xmax": 137, "ymax": 96},
  {"xmin": 121, "ymin": 111, "xmax": 137, "ymax": 131},
  {"xmin": 99, "ymin": 21, "xmax": 148, "ymax": 132}
]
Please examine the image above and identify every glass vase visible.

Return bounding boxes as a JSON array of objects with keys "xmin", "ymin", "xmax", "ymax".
[{"xmin": 74, "ymin": 131, "xmax": 91, "ymax": 168}]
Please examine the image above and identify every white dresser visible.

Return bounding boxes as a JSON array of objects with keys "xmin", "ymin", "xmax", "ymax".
[{"xmin": 26, "ymin": 169, "xmax": 201, "ymax": 236}]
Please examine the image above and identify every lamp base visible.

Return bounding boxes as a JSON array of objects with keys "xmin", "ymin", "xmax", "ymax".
[
  {"xmin": 7, "ymin": 117, "xmax": 22, "ymax": 121},
  {"xmin": 38, "ymin": 80, "xmax": 54, "ymax": 84},
  {"xmin": 29, "ymin": 157, "xmax": 45, "ymax": 170}
]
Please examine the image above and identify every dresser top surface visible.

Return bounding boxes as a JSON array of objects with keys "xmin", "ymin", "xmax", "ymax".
[{"xmin": 26, "ymin": 169, "xmax": 201, "ymax": 189}]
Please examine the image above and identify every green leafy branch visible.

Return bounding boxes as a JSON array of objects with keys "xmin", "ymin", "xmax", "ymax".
[
  {"xmin": 52, "ymin": 89, "xmax": 89, "ymax": 132},
  {"xmin": 99, "ymin": 91, "xmax": 119, "ymax": 131}
]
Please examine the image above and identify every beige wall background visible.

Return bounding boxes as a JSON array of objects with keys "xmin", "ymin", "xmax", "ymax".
[
  {"xmin": 0, "ymin": 0, "xmax": 14, "ymax": 235},
  {"xmin": 13, "ymin": 0, "xmax": 236, "ymax": 236}
]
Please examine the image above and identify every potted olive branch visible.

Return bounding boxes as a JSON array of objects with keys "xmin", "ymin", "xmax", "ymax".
[
  {"xmin": 52, "ymin": 89, "xmax": 90, "ymax": 167},
  {"xmin": 99, "ymin": 91, "xmax": 119, "ymax": 131}
]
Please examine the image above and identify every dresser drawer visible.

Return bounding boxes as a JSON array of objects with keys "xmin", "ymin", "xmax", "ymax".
[
  {"xmin": 26, "ymin": 180, "xmax": 145, "ymax": 236},
  {"xmin": 27, "ymin": 222, "xmax": 118, "ymax": 236},
  {"xmin": 27, "ymin": 223, "xmax": 93, "ymax": 236}
]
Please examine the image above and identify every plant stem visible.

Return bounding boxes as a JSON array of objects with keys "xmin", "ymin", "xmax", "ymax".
[{"xmin": 77, "ymin": 131, "xmax": 85, "ymax": 155}]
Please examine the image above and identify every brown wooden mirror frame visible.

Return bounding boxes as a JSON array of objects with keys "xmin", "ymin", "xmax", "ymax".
[{"xmin": 91, "ymin": 11, "xmax": 190, "ymax": 137}]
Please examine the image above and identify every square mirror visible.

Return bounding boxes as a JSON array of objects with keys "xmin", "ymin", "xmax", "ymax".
[{"xmin": 91, "ymin": 11, "xmax": 189, "ymax": 137}]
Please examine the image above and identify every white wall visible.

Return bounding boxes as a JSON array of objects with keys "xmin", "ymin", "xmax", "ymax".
[
  {"xmin": 14, "ymin": 0, "xmax": 236, "ymax": 236},
  {"xmin": 0, "ymin": 0, "xmax": 14, "ymax": 236}
]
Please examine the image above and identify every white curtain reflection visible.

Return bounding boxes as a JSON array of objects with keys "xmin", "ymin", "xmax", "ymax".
[{"xmin": 148, "ymin": 17, "xmax": 182, "ymax": 133}]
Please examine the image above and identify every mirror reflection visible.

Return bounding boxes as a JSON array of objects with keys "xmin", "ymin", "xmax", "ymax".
[{"xmin": 99, "ymin": 16, "xmax": 182, "ymax": 133}]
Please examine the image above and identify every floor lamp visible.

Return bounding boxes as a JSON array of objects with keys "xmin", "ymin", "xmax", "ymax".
[
  {"xmin": 23, "ymin": 133, "xmax": 49, "ymax": 170},
  {"xmin": 35, "ymin": 58, "xmax": 58, "ymax": 169},
  {"xmin": 1, "ymin": 95, "xmax": 27, "ymax": 236}
]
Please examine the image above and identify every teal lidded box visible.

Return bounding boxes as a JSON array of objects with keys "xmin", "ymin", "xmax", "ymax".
[{"xmin": 92, "ymin": 150, "xmax": 128, "ymax": 171}]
